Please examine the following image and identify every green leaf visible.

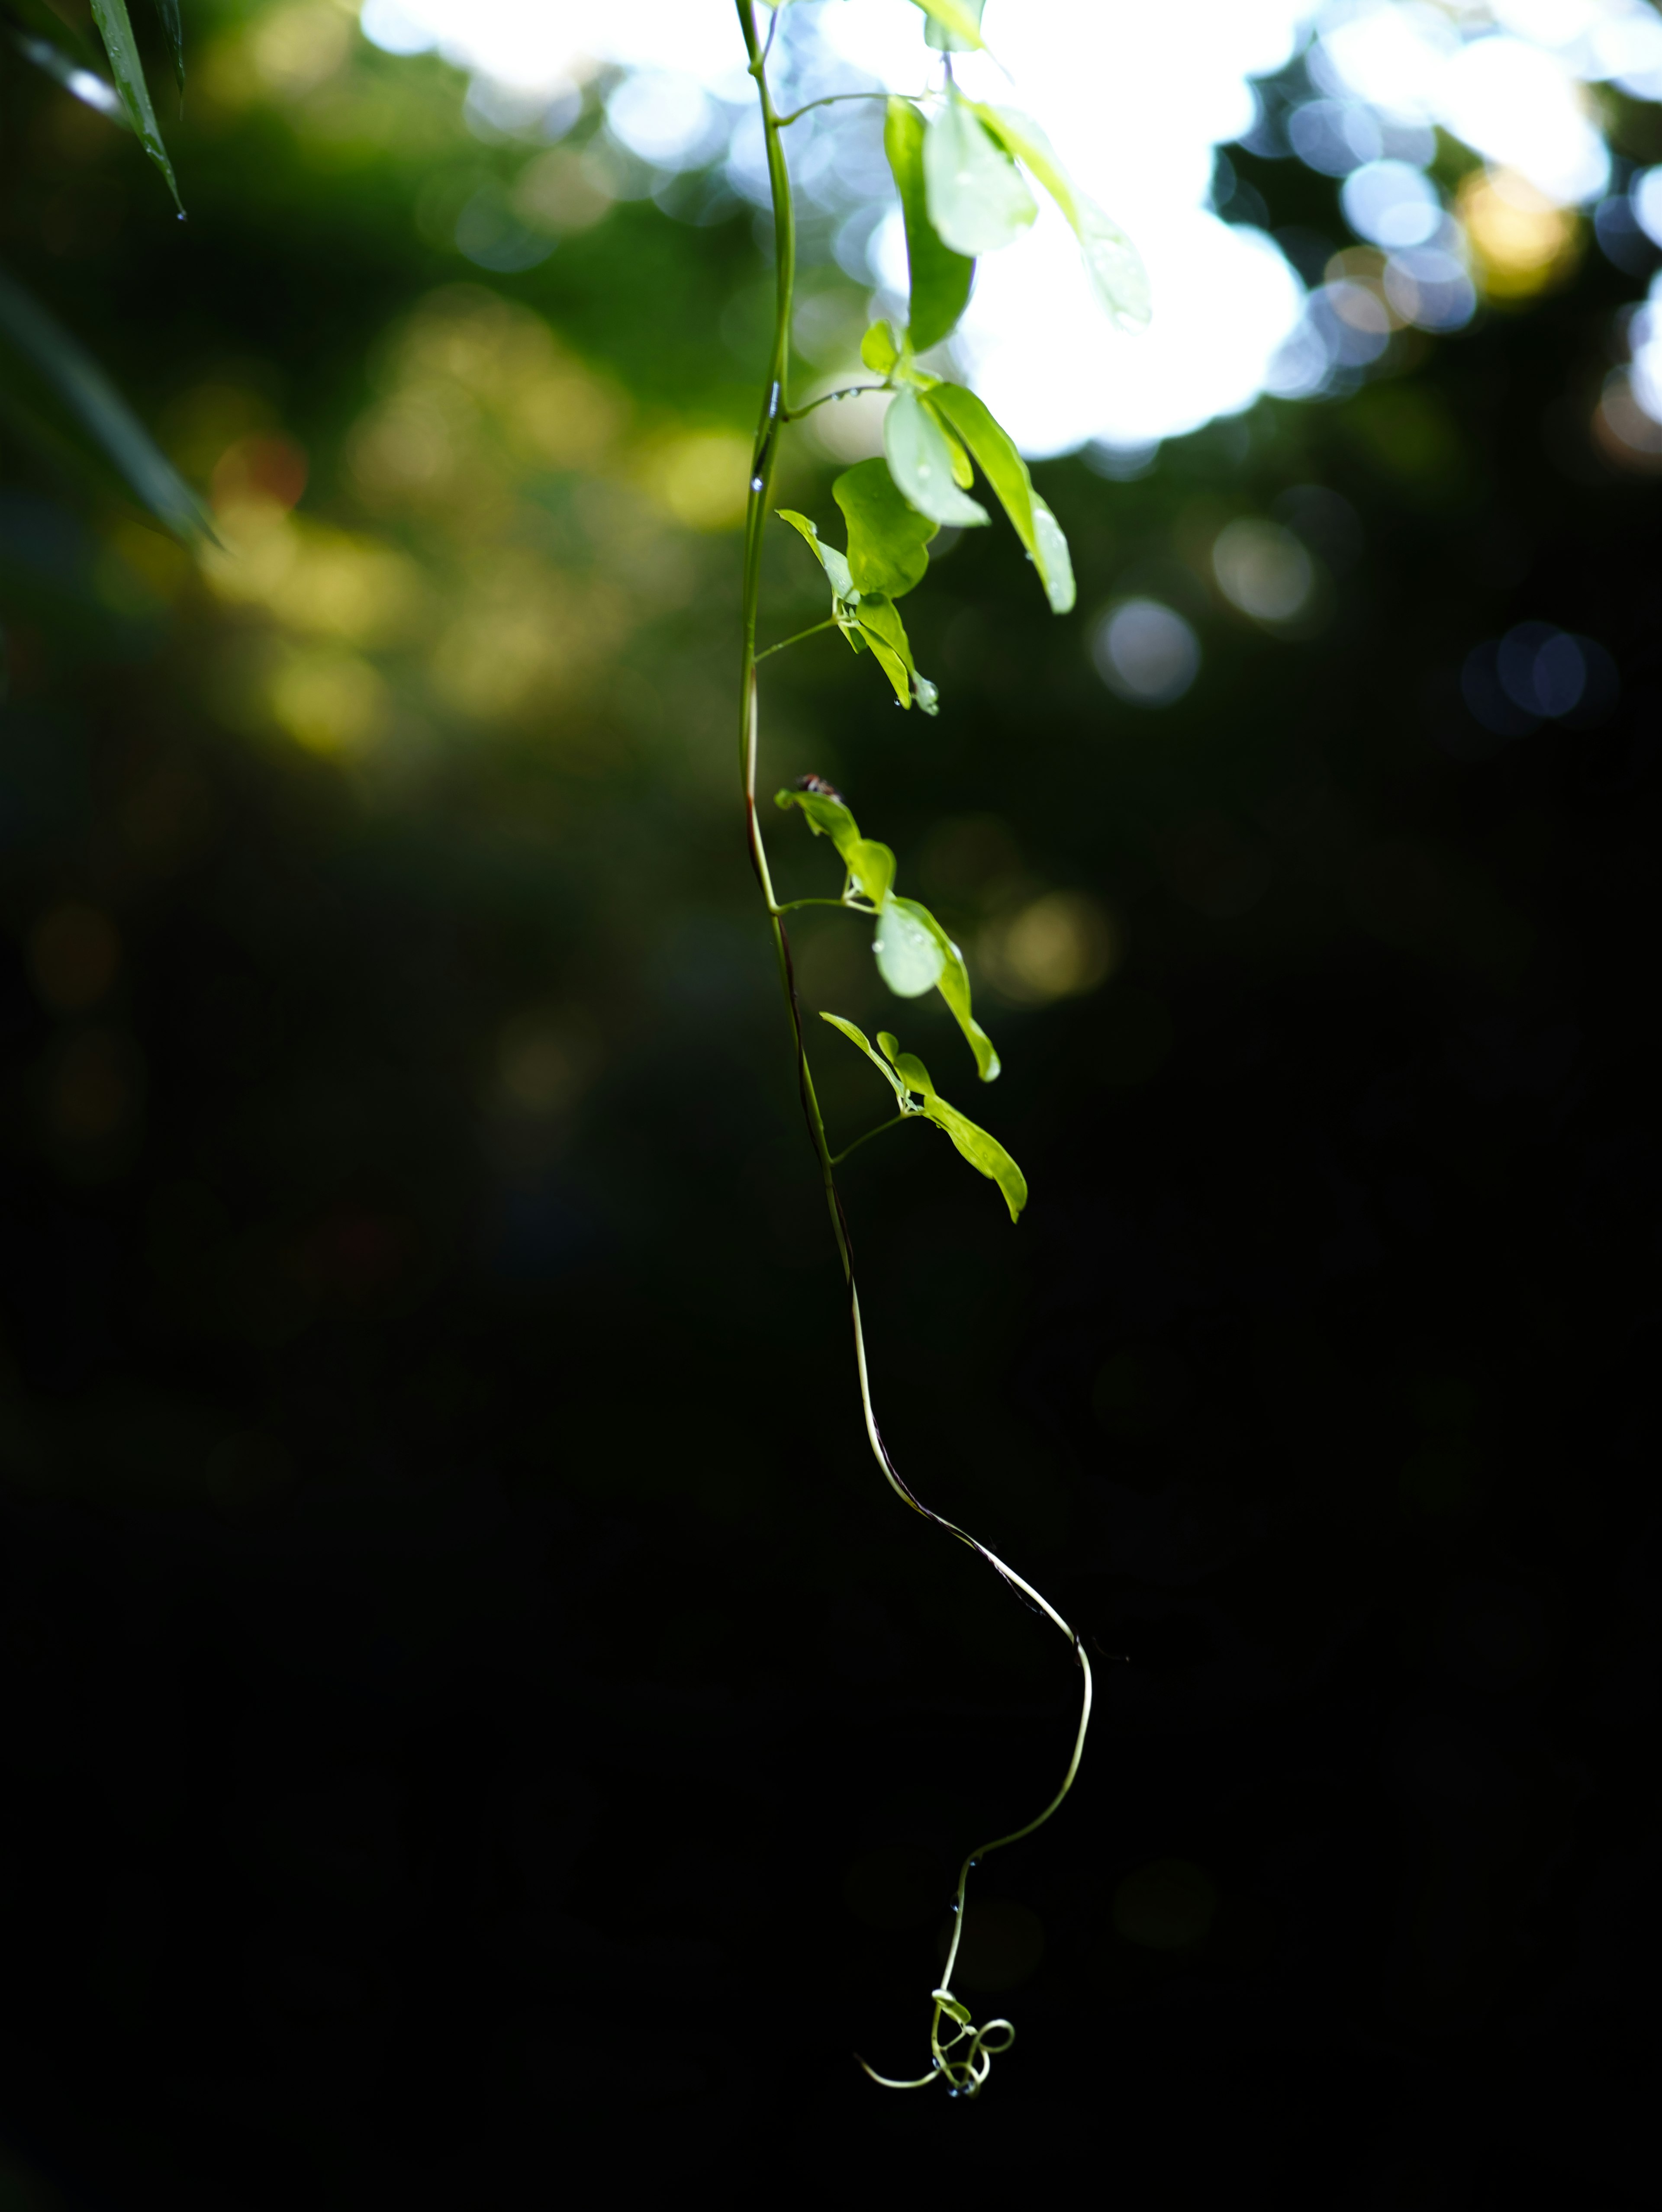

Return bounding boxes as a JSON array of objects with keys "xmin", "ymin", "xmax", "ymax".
[
  {"xmin": 872, "ymin": 1032, "xmax": 1028, "ymax": 1219},
  {"xmin": 820, "ymin": 1012, "xmax": 910, "ymax": 1106},
  {"xmin": 934, "ymin": 1993, "xmax": 975, "ymax": 2025},
  {"xmin": 776, "ymin": 507, "xmax": 855, "ymax": 602},
  {"xmin": 860, "ymin": 319, "xmax": 900, "ymax": 376},
  {"xmin": 883, "ymin": 98, "xmax": 975, "ymax": 355},
  {"xmin": 925, "ymin": 1094, "xmax": 1028, "ymax": 1222},
  {"xmin": 907, "ymin": 0, "xmax": 985, "ymax": 48},
  {"xmin": 923, "ymin": 96, "xmax": 1037, "ymax": 260},
  {"xmin": 854, "ymin": 591, "xmax": 937, "ymax": 715},
  {"xmin": 844, "ymin": 838, "xmax": 896, "ymax": 908},
  {"xmin": 974, "ymin": 103, "xmax": 1152, "ymax": 333},
  {"xmin": 923, "ymin": 383, "xmax": 1073, "ymax": 614},
  {"xmin": 887, "ymin": 895, "xmax": 1000, "ymax": 1080},
  {"xmin": 0, "ymin": 263, "xmax": 208, "ymax": 541},
  {"xmin": 89, "ymin": 0, "xmax": 181, "ymax": 212},
  {"xmin": 774, "ymin": 784, "xmax": 861, "ymax": 859},
  {"xmin": 873, "ymin": 902, "xmax": 946, "ymax": 998},
  {"xmin": 150, "ymin": 0, "xmax": 183, "ymax": 92},
  {"xmin": 834, "ymin": 457, "xmax": 936, "ymax": 600},
  {"xmin": 884, "ymin": 388, "xmax": 989, "ymax": 530},
  {"xmin": 1030, "ymin": 494, "xmax": 1076, "ymax": 617}
]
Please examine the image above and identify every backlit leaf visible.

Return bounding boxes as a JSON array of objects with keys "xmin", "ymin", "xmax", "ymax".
[
  {"xmin": 935, "ymin": 1993, "xmax": 975, "ymax": 2026},
  {"xmin": 0, "ymin": 264, "xmax": 208, "ymax": 541},
  {"xmin": 873, "ymin": 1034, "xmax": 1029, "ymax": 1221},
  {"xmin": 860, "ymin": 319, "xmax": 900, "ymax": 375},
  {"xmin": 924, "ymin": 383, "xmax": 1073, "ymax": 613},
  {"xmin": 883, "ymin": 98, "xmax": 974, "ymax": 354},
  {"xmin": 975, "ymin": 103, "xmax": 1151, "ymax": 332},
  {"xmin": 774, "ymin": 784, "xmax": 861, "ymax": 858},
  {"xmin": 923, "ymin": 96, "xmax": 1037, "ymax": 259},
  {"xmin": 820, "ymin": 1013, "xmax": 910, "ymax": 1106},
  {"xmin": 89, "ymin": 0, "xmax": 181, "ymax": 211},
  {"xmin": 844, "ymin": 838, "xmax": 896, "ymax": 907},
  {"xmin": 151, "ymin": 0, "xmax": 184, "ymax": 92},
  {"xmin": 855, "ymin": 591, "xmax": 937, "ymax": 715},
  {"xmin": 907, "ymin": 0, "xmax": 984, "ymax": 49},
  {"xmin": 776, "ymin": 508, "xmax": 854, "ymax": 602},
  {"xmin": 834, "ymin": 457, "xmax": 936, "ymax": 600},
  {"xmin": 884, "ymin": 388, "xmax": 989, "ymax": 530},
  {"xmin": 873, "ymin": 903, "xmax": 945, "ymax": 997},
  {"xmin": 887, "ymin": 896, "xmax": 1000, "ymax": 1080}
]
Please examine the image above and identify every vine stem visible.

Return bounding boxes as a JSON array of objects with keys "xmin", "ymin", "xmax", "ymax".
[{"xmin": 734, "ymin": 0, "xmax": 1092, "ymax": 2099}]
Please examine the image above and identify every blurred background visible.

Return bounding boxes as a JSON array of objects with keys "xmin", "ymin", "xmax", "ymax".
[{"xmin": 2, "ymin": 2, "xmax": 1659, "ymax": 2202}]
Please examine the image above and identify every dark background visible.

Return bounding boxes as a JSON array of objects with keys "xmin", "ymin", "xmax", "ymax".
[{"xmin": 3, "ymin": 9, "xmax": 1659, "ymax": 2205}]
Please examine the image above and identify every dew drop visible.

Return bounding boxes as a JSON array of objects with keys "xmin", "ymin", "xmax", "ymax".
[{"xmin": 750, "ymin": 475, "xmax": 764, "ymax": 493}]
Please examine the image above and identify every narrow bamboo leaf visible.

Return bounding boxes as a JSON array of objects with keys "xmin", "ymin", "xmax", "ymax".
[
  {"xmin": 922, "ymin": 0, "xmax": 984, "ymax": 50},
  {"xmin": 907, "ymin": 0, "xmax": 984, "ymax": 48},
  {"xmin": 836, "ymin": 458, "xmax": 936, "ymax": 598},
  {"xmin": 884, "ymin": 388, "xmax": 988, "ymax": 530},
  {"xmin": 975, "ymin": 103, "xmax": 1152, "ymax": 332},
  {"xmin": 860, "ymin": 319, "xmax": 900, "ymax": 375},
  {"xmin": 923, "ymin": 97, "xmax": 1037, "ymax": 260},
  {"xmin": 776, "ymin": 507, "xmax": 857, "ymax": 605},
  {"xmin": 1031, "ymin": 494, "xmax": 1076, "ymax": 616},
  {"xmin": 887, "ymin": 895, "xmax": 1000, "ymax": 1080},
  {"xmin": 855, "ymin": 592, "xmax": 937, "ymax": 716},
  {"xmin": 0, "ymin": 264, "xmax": 207, "ymax": 540},
  {"xmin": 883, "ymin": 98, "xmax": 975, "ymax": 355},
  {"xmin": 820, "ymin": 1012, "xmax": 909, "ymax": 1106},
  {"xmin": 844, "ymin": 838, "xmax": 896, "ymax": 908},
  {"xmin": 873, "ymin": 903, "xmax": 945, "ymax": 997},
  {"xmin": 150, "ymin": 0, "xmax": 183, "ymax": 92},
  {"xmin": 89, "ymin": 0, "xmax": 181, "ymax": 211},
  {"xmin": 924, "ymin": 1096, "xmax": 1028, "ymax": 1222},
  {"xmin": 924, "ymin": 383, "xmax": 1073, "ymax": 613},
  {"xmin": 774, "ymin": 784, "xmax": 861, "ymax": 858},
  {"xmin": 6, "ymin": 23, "xmax": 128, "ymax": 123}
]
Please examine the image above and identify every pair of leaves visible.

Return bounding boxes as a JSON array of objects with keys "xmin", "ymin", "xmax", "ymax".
[
  {"xmin": 776, "ymin": 784, "xmax": 999, "ymax": 1082},
  {"xmin": 11, "ymin": 0, "xmax": 184, "ymax": 209},
  {"xmin": 0, "ymin": 262, "xmax": 208, "ymax": 541},
  {"xmin": 777, "ymin": 459, "xmax": 939, "ymax": 714},
  {"xmin": 821, "ymin": 1016, "xmax": 1027, "ymax": 1223},
  {"xmin": 882, "ymin": 381, "xmax": 1075, "ymax": 615}
]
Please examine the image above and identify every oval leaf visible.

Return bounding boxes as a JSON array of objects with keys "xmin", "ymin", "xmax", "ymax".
[
  {"xmin": 776, "ymin": 508, "xmax": 855, "ymax": 603},
  {"xmin": 923, "ymin": 384, "xmax": 1074, "ymax": 614},
  {"xmin": 976, "ymin": 104, "xmax": 1152, "ymax": 332},
  {"xmin": 884, "ymin": 388, "xmax": 988, "ymax": 530},
  {"xmin": 844, "ymin": 838, "xmax": 896, "ymax": 907},
  {"xmin": 887, "ymin": 896, "xmax": 1000, "ymax": 1081},
  {"xmin": 925, "ymin": 1098, "xmax": 1028, "ymax": 1222},
  {"xmin": 874, "ymin": 903, "xmax": 946, "ymax": 998},
  {"xmin": 1031, "ymin": 495, "xmax": 1076, "ymax": 616},
  {"xmin": 774, "ymin": 784, "xmax": 861, "ymax": 858},
  {"xmin": 883, "ymin": 98, "xmax": 975, "ymax": 355},
  {"xmin": 834, "ymin": 457, "xmax": 936, "ymax": 599},
  {"xmin": 860, "ymin": 319, "xmax": 900, "ymax": 375},
  {"xmin": 923, "ymin": 97, "xmax": 1037, "ymax": 260}
]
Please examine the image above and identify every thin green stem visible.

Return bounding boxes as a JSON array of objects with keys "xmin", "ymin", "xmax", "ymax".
[
  {"xmin": 756, "ymin": 617, "xmax": 837, "ymax": 662},
  {"xmin": 831, "ymin": 1114, "xmax": 915, "ymax": 1167},
  {"xmin": 776, "ymin": 87, "xmax": 927, "ymax": 128},
  {"xmin": 771, "ymin": 895, "xmax": 872, "ymax": 916},
  {"xmin": 735, "ymin": 0, "xmax": 1091, "ymax": 2103},
  {"xmin": 783, "ymin": 382, "xmax": 886, "ymax": 423}
]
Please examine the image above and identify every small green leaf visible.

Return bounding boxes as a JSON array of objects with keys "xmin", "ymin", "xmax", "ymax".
[
  {"xmin": 907, "ymin": 0, "xmax": 985, "ymax": 49},
  {"xmin": 924, "ymin": 1096, "xmax": 1028, "ymax": 1222},
  {"xmin": 975, "ymin": 104, "xmax": 1152, "ymax": 332},
  {"xmin": 934, "ymin": 1993, "xmax": 975, "ymax": 2026},
  {"xmin": 89, "ymin": 0, "xmax": 181, "ymax": 212},
  {"xmin": 884, "ymin": 388, "xmax": 989, "ymax": 530},
  {"xmin": 150, "ymin": 0, "xmax": 184, "ymax": 93},
  {"xmin": 1031, "ymin": 494, "xmax": 1076, "ymax": 616},
  {"xmin": 0, "ymin": 263, "xmax": 208, "ymax": 541},
  {"xmin": 873, "ymin": 903, "xmax": 946, "ymax": 998},
  {"xmin": 774, "ymin": 785, "xmax": 861, "ymax": 858},
  {"xmin": 887, "ymin": 896, "xmax": 1000, "ymax": 1080},
  {"xmin": 860, "ymin": 319, "xmax": 900, "ymax": 375},
  {"xmin": 844, "ymin": 838, "xmax": 896, "ymax": 907},
  {"xmin": 855, "ymin": 592, "xmax": 937, "ymax": 715},
  {"xmin": 776, "ymin": 508, "xmax": 855, "ymax": 602},
  {"xmin": 923, "ymin": 96, "xmax": 1037, "ymax": 260},
  {"xmin": 820, "ymin": 1012, "xmax": 910, "ymax": 1106},
  {"xmin": 834, "ymin": 457, "xmax": 936, "ymax": 600},
  {"xmin": 923, "ymin": 383, "xmax": 1073, "ymax": 613},
  {"xmin": 883, "ymin": 98, "xmax": 975, "ymax": 355}
]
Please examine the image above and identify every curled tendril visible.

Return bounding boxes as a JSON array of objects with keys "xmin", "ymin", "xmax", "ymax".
[{"xmin": 856, "ymin": 1989, "xmax": 1016, "ymax": 2099}]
